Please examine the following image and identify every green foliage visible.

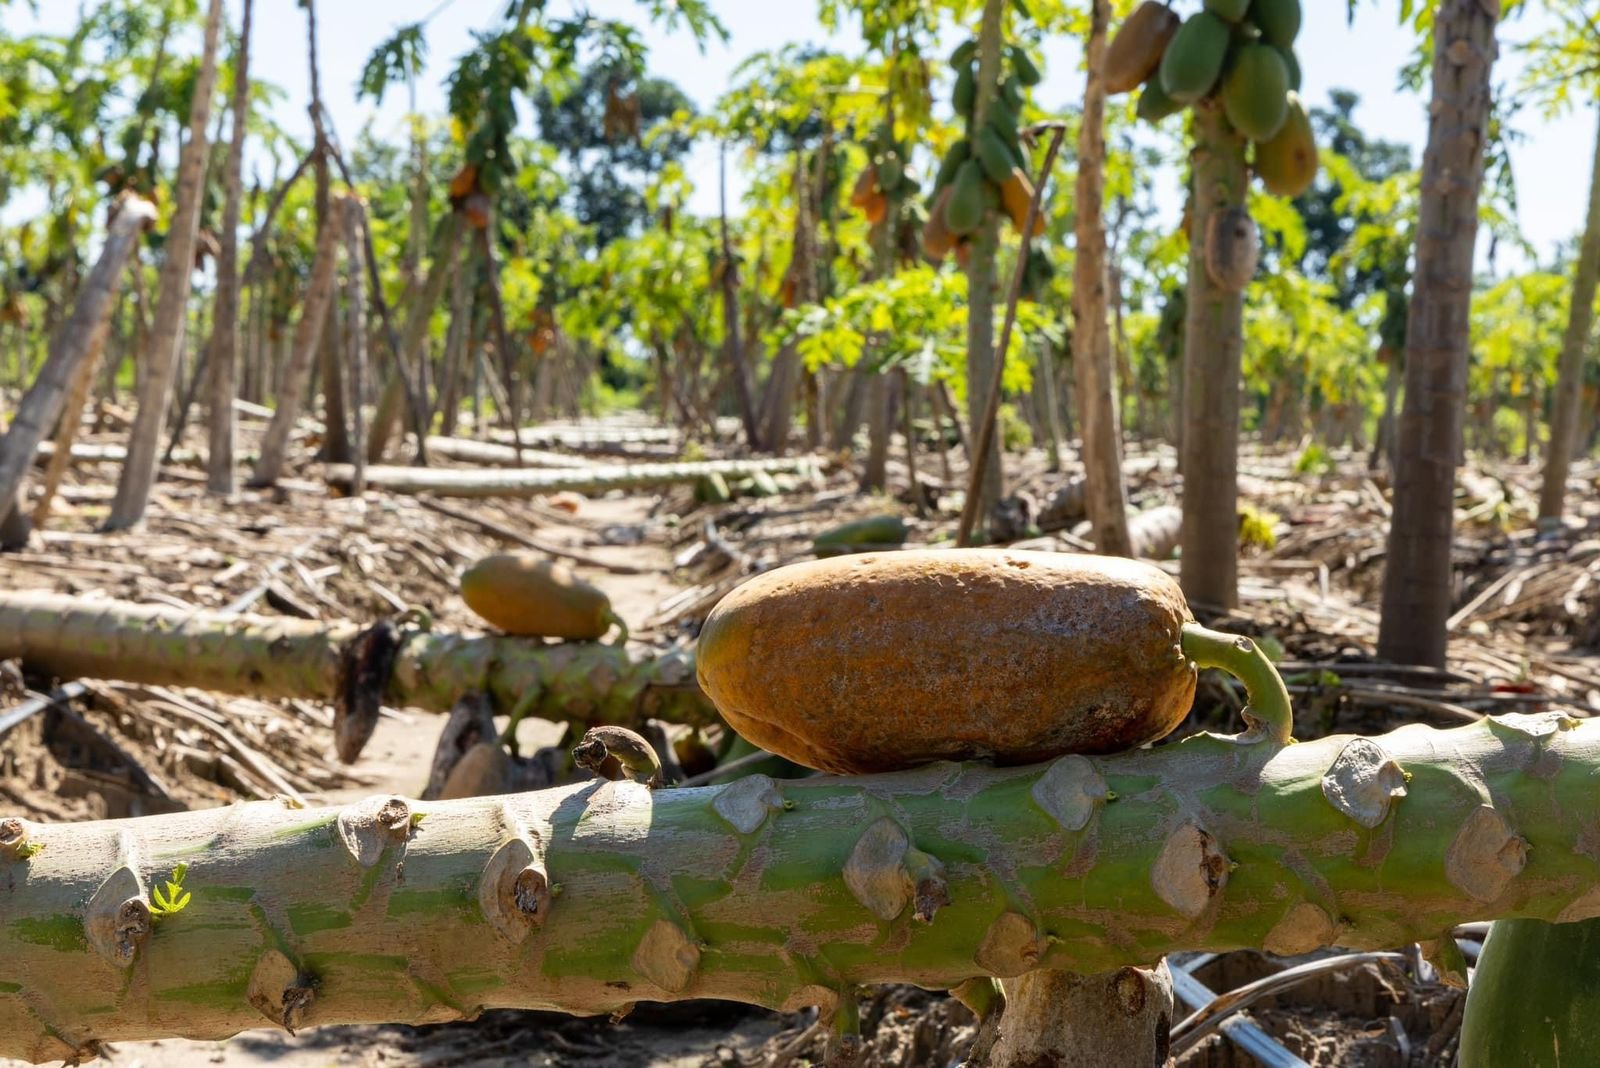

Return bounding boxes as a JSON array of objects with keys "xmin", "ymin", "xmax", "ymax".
[
  {"xmin": 149, "ymin": 864, "xmax": 192, "ymax": 920},
  {"xmin": 1294, "ymin": 442, "xmax": 1334, "ymax": 475},
  {"xmin": 998, "ymin": 402, "xmax": 1033, "ymax": 451}
]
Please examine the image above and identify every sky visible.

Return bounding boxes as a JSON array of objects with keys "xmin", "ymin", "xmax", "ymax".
[{"xmin": 4, "ymin": 0, "xmax": 1593, "ymax": 272}]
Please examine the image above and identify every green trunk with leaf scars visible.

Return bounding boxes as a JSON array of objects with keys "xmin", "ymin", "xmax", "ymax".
[{"xmin": 2, "ymin": 714, "xmax": 1597, "ymax": 1063}]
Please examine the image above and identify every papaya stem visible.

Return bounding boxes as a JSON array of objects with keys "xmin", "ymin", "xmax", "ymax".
[
  {"xmin": 1179, "ymin": 623, "xmax": 1293, "ymax": 747},
  {"xmin": 604, "ymin": 608, "xmax": 630, "ymax": 645}
]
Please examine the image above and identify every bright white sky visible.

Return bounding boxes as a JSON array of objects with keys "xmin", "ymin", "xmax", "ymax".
[{"xmin": 5, "ymin": 1, "xmax": 1592, "ymax": 272}]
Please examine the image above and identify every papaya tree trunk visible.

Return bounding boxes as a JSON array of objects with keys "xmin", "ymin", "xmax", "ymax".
[
  {"xmin": 324, "ymin": 456, "xmax": 821, "ymax": 499},
  {"xmin": 1072, "ymin": 0, "xmax": 1134, "ymax": 557},
  {"xmin": 1378, "ymin": 0, "xmax": 1500, "ymax": 667},
  {"xmin": 1178, "ymin": 103, "xmax": 1248, "ymax": 609},
  {"xmin": 249, "ymin": 195, "xmax": 348, "ymax": 487},
  {"xmin": 368, "ymin": 211, "xmax": 465, "ymax": 463},
  {"xmin": 0, "ymin": 197, "xmax": 155, "ymax": 525},
  {"xmin": 3, "ymin": 717, "xmax": 1598, "ymax": 1063},
  {"xmin": 205, "ymin": 0, "xmax": 251, "ymax": 496},
  {"xmin": 105, "ymin": 0, "xmax": 224, "ymax": 530},
  {"xmin": 962, "ymin": 0, "xmax": 1008, "ymax": 535},
  {"xmin": 719, "ymin": 145, "xmax": 762, "ymax": 449},
  {"xmin": 1539, "ymin": 103, "xmax": 1600, "ymax": 525},
  {"xmin": 0, "ymin": 591, "xmax": 712, "ymax": 728},
  {"xmin": 342, "ymin": 197, "xmax": 369, "ymax": 496}
]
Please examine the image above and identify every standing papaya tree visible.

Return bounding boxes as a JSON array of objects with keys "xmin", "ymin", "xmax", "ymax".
[
  {"xmin": 1106, "ymin": 0, "xmax": 1314, "ymax": 605},
  {"xmin": 1377, "ymin": 0, "xmax": 1503, "ymax": 666},
  {"xmin": 105, "ymin": 0, "xmax": 224, "ymax": 530},
  {"xmin": 205, "ymin": 0, "xmax": 252, "ymax": 495}
]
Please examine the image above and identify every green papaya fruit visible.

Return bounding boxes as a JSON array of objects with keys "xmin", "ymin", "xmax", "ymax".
[
  {"xmin": 953, "ymin": 66, "xmax": 976, "ymax": 115},
  {"xmin": 975, "ymin": 126, "xmax": 1015, "ymax": 184},
  {"xmin": 945, "ymin": 161, "xmax": 987, "ymax": 237},
  {"xmin": 1000, "ymin": 76, "xmax": 1023, "ymax": 112},
  {"xmin": 951, "ymin": 39, "xmax": 978, "ymax": 68},
  {"xmin": 987, "ymin": 95, "xmax": 1019, "ymax": 140},
  {"xmin": 1275, "ymin": 45, "xmax": 1301, "ymax": 90},
  {"xmin": 878, "ymin": 152, "xmax": 905, "ymax": 190},
  {"xmin": 1221, "ymin": 43, "xmax": 1289, "ymax": 141},
  {"xmin": 1004, "ymin": 131, "xmax": 1027, "ymax": 168},
  {"xmin": 1461, "ymin": 918, "xmax": 1600, "ymax": 1068},
  {"xmin": 1009, "ymin": 46, "xmax": 1043, "ymax": 87},
  {"xmin": 813, "ymin": 515, "xmax": 909, "ymax": 556},
  {"xmin": 933, "ymin": 139, "xmax": 970, "ymax": 192},
  {"xmin": 1158, "ymin": 12, "xmax": 1230, "ymax": 104},
  {"xmin": 1253, "ymin": 90, "xmax": 1317, "ymax": 197},
  {"xmin": 1248, "ymin": 0, "xmax": 1301, "ymax": 47},
  {"xmin": 1136, "ymin": 78, "xmax": 1183, "ymax": 124},
  {"xmin": 1204, "ymin": 0, "xmax": 1251, "ymax": 20}
]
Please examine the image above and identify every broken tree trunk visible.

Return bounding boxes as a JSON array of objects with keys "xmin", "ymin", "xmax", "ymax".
[
  {"xmin": 0, "ymin": 591, "xmax": 712, "ymax": 737},
  {"xmin": 1, "ymin": 715, "xmax": 1596, "ymax": 1063},
  {"xmin": 250, "ymin": 195, "xmax": 349, "ymax": 487},
  {"xmin": 421, "ymin": 436, "xmax": 594, "ymax": 469},
  {"xmin": 0, "ymin": 196, "xmax": 156, "ymax": 529},
  {"xmin": 324, "ymin": 456, "xmax": 823, "ymax": 499}
]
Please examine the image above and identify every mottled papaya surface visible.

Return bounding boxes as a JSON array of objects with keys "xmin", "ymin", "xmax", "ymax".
[
  {"xmin": 461, "ymin": 552, "xmax": 613, "ymax": 639},
  {"xmin": 696, "ymin": 549, "xmax": 1197, "ymax": 773}
]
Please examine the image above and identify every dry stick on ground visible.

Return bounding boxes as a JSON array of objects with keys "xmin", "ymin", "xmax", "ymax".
[
  {"xmin": 957, "ymin": 124, "xmax": 1068, "ymax": 547},
  {"xmin": 324, "ymin": 456, "xmax": 824, "ymax": 499},
  {"xmin": 0, "ymin": 196, "xmax": 156, "ymax": 534},
  {"xmin": 412, "ymin": 497, "xmax": 654, "ymax": 576},
  {"xmin": 2, "ymin": 716, "xmax": 1598, "ymax": 1063}
]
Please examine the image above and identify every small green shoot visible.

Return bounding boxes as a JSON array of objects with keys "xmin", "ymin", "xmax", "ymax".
[{"xmin": 149, "ymin": 863, "xmax": 192, "ymax": 919}]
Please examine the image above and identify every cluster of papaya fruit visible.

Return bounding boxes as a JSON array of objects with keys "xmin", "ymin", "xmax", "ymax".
[
  {"xmin": 849, "ymin": 126, "xmax": 920, "ymax": 227},
  {"xmin": 923, "ymin": 37, "xmax": 1044, "ymax": 268},
  {"xmin": 1108, "ymin": 0, "xmax": 1318, "ymax": 198}
]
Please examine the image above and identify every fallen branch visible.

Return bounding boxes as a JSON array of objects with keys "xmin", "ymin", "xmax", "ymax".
[
  {"xmin": 1, "ymin": 716, "xmax": 1596, "ymax": 1062},
  {"xmin": 325, "ymin": 457, "xmax": 825, "ymax": 500}
]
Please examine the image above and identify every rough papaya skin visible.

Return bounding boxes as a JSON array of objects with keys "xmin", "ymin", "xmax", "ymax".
[
  {"xmin": 695, "ymin": 549, "xmax": 1198, "ymax": 774},
  {"xmin": 460, "ymin": 552, "xmax": 613, "ymax": 640}
]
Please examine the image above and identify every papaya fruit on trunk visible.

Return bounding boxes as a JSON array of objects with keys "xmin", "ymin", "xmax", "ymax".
[
  {"xmin": 1221, "ymin": 43, "xmax": 1290, "ymax": 142},
  {"xmin": 1159, "ymin": 12, "xmax": 1231, "ymax": 104},
  {"xmin": 1249, "ymin": 0, "xmax": 1301, "ymax": 47},
  {"xmin": 1106, "ymin": 1, "xmax": 1181, "ymax": 95},
  {"xmin": 1254, "ymin": 90, "xmax": 1318, "ymax": 197},
  {"xmin": 696, "ymin": 550, "xmax": 1203, "ymax": 774}
]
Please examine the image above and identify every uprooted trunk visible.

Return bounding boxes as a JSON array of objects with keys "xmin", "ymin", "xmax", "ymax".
[
  {"xmin": 324, "ymin": 456, "xmax": 823, "ymax": 499},
  {"xmin": 2, "ymin": 716, "xmax": 1596, "ymax": 1063},
  {"xmin": 0, "ymin": 593, "xmax": 714, "ymax": 759}
]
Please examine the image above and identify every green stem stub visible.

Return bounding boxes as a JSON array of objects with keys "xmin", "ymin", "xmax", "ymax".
[{"xmin": 1180, "ymin": 623, "xmax": 1294, "ymax": 747}]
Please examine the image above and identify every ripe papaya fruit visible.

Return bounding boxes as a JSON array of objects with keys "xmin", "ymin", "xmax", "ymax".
[
  {"xmin": 1009, "ymin": 45, "xmax": 1042, "ymax": 87},
  {"xmin": 849, "ymin": 166, "xmax": 878, "ymax": 208},
  {"xmin": 813, "ymin": 514, "xmax": 909, "ymax": 556},
  {"xmin": 1136, "ymin": 78, "xmax": 1182, "ymax": 124},
  {"xmin": 863, "ymin": 190, "xmax": 889, "ymax": 225},
  {"xmin": 1000, "ymin": 167, "xmax": 1043, "ymax": 236},
  {"xmin": 1249, "ymin": 0, "xmax": 1301, "ymax": 47},
  {"xmin": 460, "ymin": 553, "xmax": 623, "ymax": 641},
  {"xmin": 1275, "ymin": 45, "xmax": 1301, "ymax": 91},
  {"xmin": 1221, "ymin": 43, "xmax": 1290, "ymax": 141},
  {"xmin": 1254, "ymin": 90, "xmax": 1318, "ymax": 197},
  {"xmin": 975, "ymin": 126, "xmax": 1015, "ymax": 184},
  {"xmin": 933, "ymin": 139, "xmax": 970, "ymax": 192},
  {"xmin": 1106, "ymin": 1, "xmax": 1181, "ymax": 95},
  {"xmin": 953, "ymin": 65, "xmax": 976, "ymax": 116},
  {"xmin": 1204, "ymin": 0, "xmax": 1251, "ymax": 20},
  {"xmin": 695, "ymin": 550, "xmax": 1200, "ymax": 774},
  {"xmin": 945, "ymin": 160, "xmax": 987, "ymax": 237},
  {"xmin": 923, "ymin": 187, "xmax": 957, "ymax": 262},
  {"xmin": 1159, "ymin": 11, "xmax": 1230, "ymax": 104}
]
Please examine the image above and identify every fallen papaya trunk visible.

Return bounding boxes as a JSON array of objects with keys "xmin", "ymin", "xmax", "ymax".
[
  {"xmin": 420, "ymin": 435, "xmax": 594, "ymax": 469},
  {"xmin": 2, "ymin": 714, "xmax": 1596, "ymax": 1063},
  {"xmin": 0, "ymin": 592, "xmax": 712, "ymax": 761},
  {"xmin": 324, "ymin": 456, "xmax": 825, "ymax": 499}
]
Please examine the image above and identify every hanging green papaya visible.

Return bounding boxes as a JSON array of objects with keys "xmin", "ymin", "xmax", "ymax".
[
  {"xmin": 878, "ymin": 152, "xmax": 905, "ymax": 190},
  {"xmin": 988, "ymin": 95, "xmax": 1020, "ymax": 140},
  {"xmin": 944, "ymin": 161, "xmax": 987, "ymax": 237},
  {"xmin": 975, "ymin": 126, "xmax": 1015, "ymax": 184},
  {"xmin": 953, "ymin": 65, "xmax": 976, "ymax": 116},
  {"xmin": 1000, "ymin": 76, "xmax": 1023, "ymax": 112},
  {"xmin": 1158, "ymin": 12, "xmax": 1230, "ymax": 104},
  {"xmin": 951, "ymin": 39, "xmax": 978, "ymax": 68},
  {"xmin": 1009, "ymin": 45, "xmax": 1042, "ymax": 87},
  {"xmin": 1275, "ymin": 45, "xmax": 1301, "ymax": 91},
  {"xmin": 1253, "ymin": 90, "xmax": 1317, "ymax": 197},
  {"xmin": 1221, "ymin": 44, "xmax": 1290, "ymax": 141},
  {"xmin": 1106, "ymin": 2, "xmax": 1181, "ymax": 95},
  {"xmin": 1136, "ymin": 77, "xmax": 1183, "ymax": 124},
  {"xmin": 1248, "ymin": 0, "xmax": 1301, "ymax": 47},
  {"xmin": 1204, "ymin": 0, "xmax": 1251, "ymax": 20},
  {"xmin": 934, "ymin": 139, "xmax": 970, "ymax": 193}
]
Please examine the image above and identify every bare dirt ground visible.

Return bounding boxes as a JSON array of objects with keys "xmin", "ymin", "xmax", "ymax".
[{"xmin": 4, "ymin": 413, "xmax": 1599, "ymax": 1067}]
